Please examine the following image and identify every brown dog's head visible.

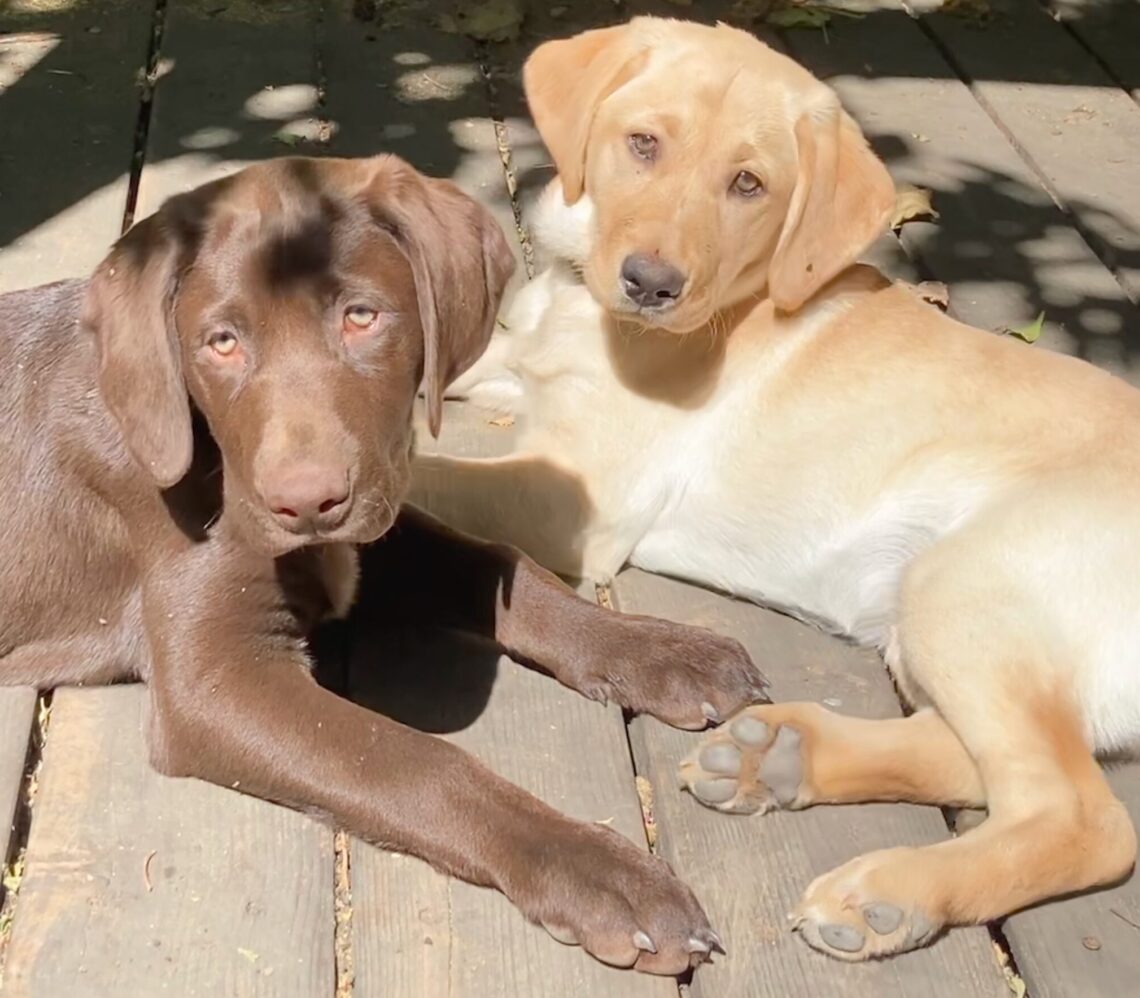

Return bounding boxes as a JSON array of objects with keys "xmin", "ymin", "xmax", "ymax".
[
  {"xmin": 524, "ymin": 17, "xmax": 895, "ymax": 330},
  {"xmin": 83, "ymin": 156, "xmax": 514, "ymax": 556}
]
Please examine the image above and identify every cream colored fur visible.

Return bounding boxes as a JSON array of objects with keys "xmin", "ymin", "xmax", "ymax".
[{"xmin": 410, "ymin": 17, "xmax": 1139, "ymax": 960}]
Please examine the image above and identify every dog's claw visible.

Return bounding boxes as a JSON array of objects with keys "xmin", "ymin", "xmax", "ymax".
[
  {"xmin": 706, "ymin": 929, "xmax": 726, "ymax": 954},
  {"xmin": 633, "ymin": 930, "xmax": 656, "ymax": 953},
  {"xmin": 687, "ymin": 935, "xmax": 710, "ymax": 955},
  {"xmin": 750, "ymin": 682, "xmax": 773, "ymax": 703},
  {"xmin": 700, "ymin": 701, "xmax": 720, "ymax": 722}
]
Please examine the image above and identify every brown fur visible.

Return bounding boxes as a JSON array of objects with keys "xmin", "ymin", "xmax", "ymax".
[{"xmin": 0, "ymin": 155, "xmax": 771, "ymax": 976}]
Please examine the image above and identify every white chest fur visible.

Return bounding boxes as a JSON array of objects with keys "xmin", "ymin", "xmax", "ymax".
[{"xmin": 504, "ymin": 265, "xmax": 997, "ymax": 650}]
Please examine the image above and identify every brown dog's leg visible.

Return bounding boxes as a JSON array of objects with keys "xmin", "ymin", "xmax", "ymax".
[
  {"xmin": 679, "ymin": 704, "xmax": 985, "ymax": 813},
  {"xmin": 0, "ymin": 634, "xmax": 141, "ymax": 688},
  {"xmin": 357, "ymin": 506, "xmax": 769, "ymax": 730},
  {"xmin": 144, "ymin": 535, "xmax": 720, "ymax": 975},
  {"xmin": 788, "ymin": 689, "xmax": 1135, "ymax": 960}
]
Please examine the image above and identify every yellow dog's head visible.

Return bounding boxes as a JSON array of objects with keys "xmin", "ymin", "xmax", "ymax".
[{"xmin": 525, "ymin": 17, "xmax": 896, "ymax": 331}]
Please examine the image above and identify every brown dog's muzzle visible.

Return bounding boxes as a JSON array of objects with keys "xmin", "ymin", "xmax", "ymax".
[{"xmin": 256, "ymin": 459, "xmax": 352, "ymax": 536}]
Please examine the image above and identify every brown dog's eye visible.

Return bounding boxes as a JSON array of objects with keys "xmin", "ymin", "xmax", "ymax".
[
  {"xmin": 628, "ymin": 133, "xmax": 658, "ymax": 162},
  {"xmin": 732, "ymin": 171, "xmax": 764, "ymax": 197},
  {"xmin": 343, "ymin": 306, "xmax": 379, "ymax": 334},
  {"xmin": 208, "ymin": 331, "xmax": 240, "ymax": 357}
]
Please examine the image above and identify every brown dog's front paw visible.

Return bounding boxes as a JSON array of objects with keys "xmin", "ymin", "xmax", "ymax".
[
  {"xmin": 512, "ymin": 822, "xmax": 723, "ymax": 975},
  {"xmin": 587, "ymin": 616, "xmax": 769, "ymax": 730}
]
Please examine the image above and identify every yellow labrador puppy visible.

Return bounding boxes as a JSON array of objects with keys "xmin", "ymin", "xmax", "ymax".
[{"xmin": 411, "ymin": 17, "xmax": 1139, "ymax": 961}]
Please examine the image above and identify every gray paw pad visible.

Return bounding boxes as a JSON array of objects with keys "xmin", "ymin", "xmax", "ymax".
[
  {"xmin": 756, "ymin": 726, "xmax": 803, "ymax": 805},
  {"xmin": 730, "ymin": 715, "xmax": 769, "ymax": 746},
  {"xmin": 819, "ymin": 923, "xmax": 865, "ymax": 953},
  {"xmin": 694, "ymin": 778, "xmax": 737, "ymax": 803},
  {"xmin": 862, "ymin": 902, "xmax": 903, "ymax": 936},
  {"xmin": 699, "ymin": 742, "xmax": 742, "ymax": 775},
  {"xmin": 907, "ymin": 911, "xmax": 937, "ymax": 947}
]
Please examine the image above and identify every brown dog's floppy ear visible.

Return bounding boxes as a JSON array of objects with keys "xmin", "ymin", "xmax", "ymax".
[
  {"xmin": 769, "ymin": 105, "xmax": 896, "ymax": 313},
  {"xmin": 371, "ymin": 158, "xmax": 516, "ymax": 437},
  {"xmin": 524, "ymin": 23, "xmax": 647, "ymax": 204},
  {"xmin": 83, "ymin": 196, "xmax": 203, "ymax": 488}
]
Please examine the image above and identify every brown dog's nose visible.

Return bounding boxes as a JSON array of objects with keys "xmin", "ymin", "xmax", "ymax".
[
  {"xmin": 261, "ymin": 463, "xmax": 351, "ymax": 534},
  {"xmin": 620, "ymin": 253, "xmax": 686, "ymax": 309}
]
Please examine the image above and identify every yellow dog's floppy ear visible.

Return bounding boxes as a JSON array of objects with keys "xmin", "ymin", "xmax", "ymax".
[
  {"xmin": 769, "ymin": 105, "xmax": 896, "ymax": 313},
  {"xmin": 523, "ymin": 24, "xmax": 647, "ymax": 204}
]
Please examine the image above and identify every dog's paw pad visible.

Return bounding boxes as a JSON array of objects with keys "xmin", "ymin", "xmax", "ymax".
[
  {"xmin": 794, "ymin": 903, "xmax": 933, "ymax": 961},
  {"xmin": 699, "ymin": 742, "xmax": 742, "ymax": 774},
  {"xmin": 678, "ymin": 708, "xmax": 805, "ymax": 814},
  {"xmin": 729, "ymin": 714, "xmax": 769, "ymax": 745},
  {"xmin": 693, "ymin": 778, "xmax": 737, "ymax": 803},
  {"xmin": 862, "ymin": 902, "xmax": 902, "ymax": 936},
  {"xmin": 791, "ymin": 858, "xmax": 939, "ymax": 962},
  {"xmin": 818, "ymin": 922, "xmax": 865, "ymax": 953},
  {"xmin": 756, "ymin": 725, "xmax": 802, "ymax": 805}
]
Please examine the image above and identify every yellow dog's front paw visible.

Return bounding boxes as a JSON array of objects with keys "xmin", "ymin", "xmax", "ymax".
[{"xmin": 791, "ymin": 849, "xmax": 941, "ymax": 961}]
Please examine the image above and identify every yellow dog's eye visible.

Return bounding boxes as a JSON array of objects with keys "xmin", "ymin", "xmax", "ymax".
[
  {"xmin": 208, "ymin": 331, "xmax": 239, "ymax": 357},
  {"xmin": 343, "ymin": 306, "xmax": 379, "ymax": 333},
  {"xmin": 628, "ymin": 133, "xmax": 658, "ymax": 162},
  {"xmin": 732, "ymin": 171, "xmax": 764, "ymax": 197}
]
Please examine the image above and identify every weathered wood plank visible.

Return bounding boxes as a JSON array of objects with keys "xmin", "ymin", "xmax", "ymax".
[
  {"xmin": 615, "ymin": 570, "xmax": 1007, "ymax": 998},
  {"xmin": 321, "ymin": 0, "xmax": 527, "ymax": 297},
  {"xmin": 783, "ymin": 8, "xmax": 1140, "ymax": 377},
  {"xmin": 0, "ymin": 0, "xmax": 153, "ymax": 291},
  {"xmin": 134, "ymin": 0, "xmax": 319, "ymax": 220},
  {"xmin": 1047, "ymin": 0, "xmax": 1140, "ymax": 102},
  {"xmin": 920, "ymin": 0, "xmax": 1140, "ymax": 305},
  {"xmin": 3, "ymin": 686, "xmax": 334, "ymax": 997},
  {"xmin": 354, "ymin": 411, "xmax": 669, "ymax": 995},
  {"xmin": 320, "ymin": 12, "xmax": 668, "ymax": 990},
  {"xmin": 0, "ymin": 690, "xmax": 36, "ymax": 866},
  {"xmin": 2, "ymin": 6, "xmax": 342, "ymax": 995},
  {"xmin": 347, "ymin": 627, "xmax": 673, "ymax": 998},
  {"xmin": 999, "ymin": 767, "xmax": 1140, "ymax": 998}
]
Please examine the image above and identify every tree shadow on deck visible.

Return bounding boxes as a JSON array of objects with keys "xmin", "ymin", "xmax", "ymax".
[
  {"xmin": 2, "ymin": 0, "xmax": 1140, "ymax": 724},
  {"xmin": 326, "ymin": 619, "xmax": 502, "ymax": 735},
  {"xmin": 1, "ymin": 0, "xmax": 1138, "ymax": 273},
  {"xmin": 0, "ymin": 0, "xmax": 518, "ymax": 281}
]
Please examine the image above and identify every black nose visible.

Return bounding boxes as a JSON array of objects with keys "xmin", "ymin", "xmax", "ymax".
[{"xmin": 620, "ymin": 253, "xmax": 686, "ymax": 309}]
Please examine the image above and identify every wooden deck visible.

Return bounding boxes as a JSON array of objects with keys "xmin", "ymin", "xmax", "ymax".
[{"xmin": 1, "ymin": 0, "xmax": 1139, "ymax": 994}]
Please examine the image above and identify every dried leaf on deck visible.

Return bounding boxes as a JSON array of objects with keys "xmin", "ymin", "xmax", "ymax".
[
  {"xmin": 891, "ymin": 186, "xmax": 939, "ymax": 230},
  {"xmin": 939, "ymin": 0, "xmax": 995, "ymax": 24},
  {"xmin": 636, "ymin": 776, "xmax": 658, "ymax": 849},
  {"xmin": 1003, "ymin": 312, "xmax": 1045, "ymax": 344},
  {"xmin": 762, "ymin": 0, "xmax": 866, "ymax": 29},
  {"xmin": 901, "ymin": 280, "xmax": 950, "ymax": 311},
  {"xmin": 730, "ymin": 0, "xmax": 775, "ymax": 21},
  {"xmin": 488, "ymin": 414, "xmax": 515, "ymax": 428},
  {"xmin": 439, "ymin": 0, "xmax": 524, "ymax": 42},
  {"xmin": 766, "ymin": 5, "xmax": 831, "ymax": 28}
]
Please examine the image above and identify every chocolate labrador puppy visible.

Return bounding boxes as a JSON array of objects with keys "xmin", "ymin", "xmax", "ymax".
[{"xmin": 0, "ymin": 156, "xmax": 767, "ymax": 975}]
